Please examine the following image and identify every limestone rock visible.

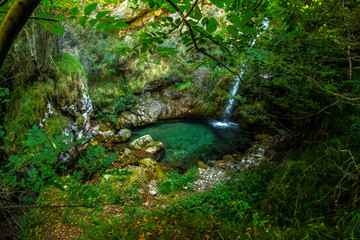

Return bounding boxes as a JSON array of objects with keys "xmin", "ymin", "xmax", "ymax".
[
  {"xmin": 92, "ymin": 124, "xmax": 114, "ymax": 142},
  {"xmin": 129, "ymin": 135, "xmax": 153, "ymax": 150},
  {"xmin": 114, "ymin": 128, "xmax": 132, "ymax": 143},
  {"xmin": 129, "ymin": 135, "xmax": 164, "ymax": 160},
  {"xmin": 142, "ymin": 75, "xmax": 183, "ymax": 92},
  {"xmin": 139, "ymin": 158, "xmax": 158, "ymax": 167}
]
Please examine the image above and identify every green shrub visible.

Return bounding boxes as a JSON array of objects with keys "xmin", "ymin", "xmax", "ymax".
[
  {"xmin": 79, "ymin": 146, "xmax": 117, "ymax": 179},
  {"xmin": 113, "ymin": 85, "xmax": 136, "ymax": 116},
  {"xmin": 3, "ymin": 126, "xmax": 78, "ymax": 192}
]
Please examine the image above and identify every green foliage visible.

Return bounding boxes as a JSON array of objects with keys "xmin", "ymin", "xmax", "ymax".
[
  {"xmin": 79, "ymin": 145, "xmax": 118, "ymax": 177},
  {"xmin": 3, "ymin": 126, "xmax": 75, "ymax": 192},
  {"xmin": 113, "ymin": 85, "xmax": 136, "ymax": 116},
  {"xmin": 5, "ymin": 81, "xmax": 54, "ymax": 148},
  {"xmin": 55, "ymin": 52, "xmax": 86, "ymax": 77},
  {"xmin": 43, "ymin": 115, "xmax": 69, "ymax": 139},
  {"xmin": 158, "ymin": 167, "xmax": 199, "ymax": 194}
]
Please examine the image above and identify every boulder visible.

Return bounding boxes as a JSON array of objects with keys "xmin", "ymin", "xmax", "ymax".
[
  {"xmin": 139, "ymin": 158, "xmax": 158, "ymax": 167},
  {"xmin": 141, "ymin": 75, "xmax": 183, "ymax": 92},
  {"xmin": 92, "ymin": 124, "xmax": 114, "ymax": 142},
  {"xmin": 129, "ymin": 135, "xmax": 153, "ymax": 150},
  {"xmin": 129, "ymin": 135, "xmax": 164, "ymax": 160},
  {"xmin": 114, "ymin": 128, "xmax": 132, "ymax": 143}
]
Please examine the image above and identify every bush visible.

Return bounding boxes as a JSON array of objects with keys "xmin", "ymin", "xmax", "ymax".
[
  {"xmin": 113, "ymin": 85, "xmax": 136, "ymax": 116},
  {"xmin": 79, "ymin": 145, "xmax": 117, "ymax": 179}
]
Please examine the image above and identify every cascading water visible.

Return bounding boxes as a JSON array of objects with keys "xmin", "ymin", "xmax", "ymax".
[
  {"xmin": 221, "ymin": 71, "xmax": 243, "ymax": 122},
  {"xmin": 210, "ymin": 19, "xmax": 269, "ymax": 128}
]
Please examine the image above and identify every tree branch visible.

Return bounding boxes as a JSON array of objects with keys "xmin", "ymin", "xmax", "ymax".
[
  {"xmin": 0, "ymin": 0, "xmax": 10, "ymax": 9},
  {"xmin": 165, "ymin": 0, "xmax": 238, "ymax": 78},
  {"xmin": 280, "ymin": 60, "xmax": 360, "ymax": 101}
]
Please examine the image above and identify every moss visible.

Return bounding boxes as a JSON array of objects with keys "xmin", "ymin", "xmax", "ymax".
[
  {"xmin": 54, "ymin": 53, "xmax": 88, "ymax": 106},
  {"xmin": 89, "ymin": 77, "xmax": 125, "ymax": 112},
  {"xmin": 5, "ymin": 80, "xmax": 54, "ymax": 149},
  {"xmin": 44, "ymin": 115, "xmax": 69, "ymax": 140},
  {"xmin": 76, "ymin": 114, "xmax": 85, "ymax": 129},
  {"xmin": 56, "ymin": 52, "xmax": 86, "ymax": 77}
]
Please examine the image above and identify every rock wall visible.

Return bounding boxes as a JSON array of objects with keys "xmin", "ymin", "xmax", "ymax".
[{"xmin": 113, "ymin": 88, "xmax": 200, "ymax": 129}]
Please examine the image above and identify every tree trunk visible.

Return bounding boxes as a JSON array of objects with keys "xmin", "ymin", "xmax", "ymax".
[{"xmin": 0, "ymin": 0, "xmax": 41, "ymax": 71}]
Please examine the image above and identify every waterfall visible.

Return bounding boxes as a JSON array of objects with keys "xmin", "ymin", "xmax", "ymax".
[
  {"xmin": 221, "ymin": 72, "xmax": 242, "ymax": 121},
  {"xmin": 210, "ymin": 19, "xmax": 269, "ymax": 128}
]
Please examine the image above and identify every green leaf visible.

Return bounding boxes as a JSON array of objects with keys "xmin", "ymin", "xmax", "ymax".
[
  {"xmin": 105, "ymin": 16, "xmax": 116, "ymax": 22},
  {"xmin": 206, "ymin": 17, "xmax": 217, "ymax": 33},
  {"xmin": 227, "ymin": 25, "xmax": 238, "ymax": 36},
  {"xmin": 96, "ymin": 11, "xmax": 110, "ymax": 19},
  {"xmin": 116, "ymin": 22, "xmax": 130, "ymax": 28},
  {"xmin": 21, "ymin": 178, "xmax": 26, "ymax": 187},
  {"xmin": 47, "ymin": 156, "xmax": 57, "ymax": 164},
  {"xmin": 242, "ymin": 26, "xmax": 257, "ymax": 34},
  {"xmin": 96, "ymin": 22, "xmax": 106, "ymax": 31},
  {"xmin": 211, "ymin": 0, "xmax": 224, "ymax": 8},
  {"xmin": 84, "ymin": 3, "xmax": 97, "ymax": 15},
  {"xmin": 193, "ymin": 5, "xmax": 202, "ymax": 21},
  {"xmin": 71, "ymin": 8, "xmax": 79, "ymax": 15},
  {"xmin": 201, "ymin": 17, "xmax": 209, "ymax": 26},
  {"xmin": 79, "ymin": 16, "xmax": 88, "ymax": 27},
  {"xmin": 89, "ymin": 19, "xmax": 98, "ymax": 27},
  {"xmin": 231, "ymin": 14, "xmax": 242, "ymax": 28},
  {"xmin": 103, "ymin": 24, "xmax": 112, "ymax": 34}
]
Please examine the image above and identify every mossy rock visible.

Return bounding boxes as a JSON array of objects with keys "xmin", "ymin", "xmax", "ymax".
[
  {"xmin": 139, "ymin": 158, "xmax": 158, "ymax": 167},
  {"xmin": 5, "ymin": 80, "xmax": 55, "ymax": 149},
  {"xmin": 44, "ymin": 115, "xmax": 69, "ymax": 139}
]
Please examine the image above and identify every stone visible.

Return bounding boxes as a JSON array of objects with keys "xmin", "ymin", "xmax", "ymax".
[
  {"xmin": 149, "ymin": 188, "xmax": 157, "ymax": 196},
  {"xmin": 129, "ymin": 135, "xmax": 153, "ymax": 150},
  {"xmin": 139, "ymin": 158, "xmax": 158, "ymax": 167},
  {"xmin": 114, "ymin": 128, "xmax": 132, "ymax": 143},
  {"xmin": 129, "ymin": 135, "xmax": 164, "ymax": 160},
  {"xmin": 197, "ymin": 161, "xmax": 209, "ymax": 169},
  {"xmin": 124, "ymin": 148, "xmax": 132, "ymax": 156},
  {"xmin": 92, "ymin": 127, "xmax": 114, "ymax": 142},
  {"xmin": 141, "ymin": 75, "xmax": 183, "ymax": 92}
]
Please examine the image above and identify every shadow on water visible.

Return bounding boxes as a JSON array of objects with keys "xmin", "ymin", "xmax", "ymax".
[{"xmin": 131, "ymin": 119, "xmax": 250, "ymax": 170}]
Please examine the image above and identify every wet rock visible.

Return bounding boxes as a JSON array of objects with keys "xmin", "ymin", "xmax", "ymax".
[
  {"xmin": 197, "ymin": 161, "xmax": 209, "ymax": 169},
  {"xmin": 114, "ymin": 129, "xmax": 132, "ymax": 143},
  {"xmin": 149, "ymin": 188, "xmax": 158, "ymax": 196}
]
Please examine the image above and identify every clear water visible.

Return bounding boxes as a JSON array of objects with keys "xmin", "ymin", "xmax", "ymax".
[{"xmin": 131, "ymin": 119, "xmax": 250, "ymax": 170}]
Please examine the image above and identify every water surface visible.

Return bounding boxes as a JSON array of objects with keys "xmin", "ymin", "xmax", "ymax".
[{"xmin": 132, "ymin": 119, "xmax": 250, "ymax": 170}]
